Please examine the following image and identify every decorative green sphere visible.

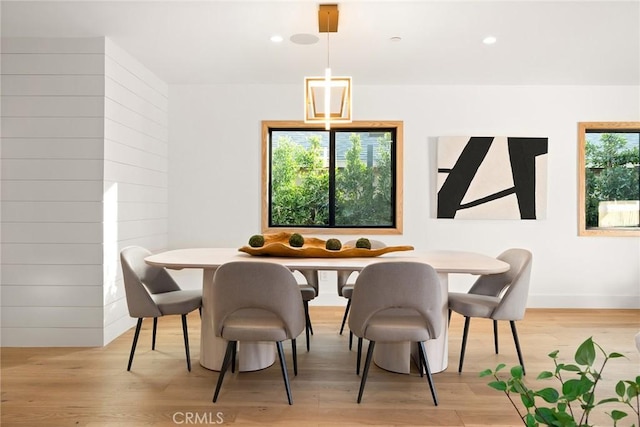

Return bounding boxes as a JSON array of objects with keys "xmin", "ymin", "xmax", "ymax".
[
  {"xmin": 325, "ymin": 238, "xmax": 342, "ymax": 251},
  {"xmin": 289, "ymin": 233, "xmax": 305, "ymax": 248},
  {"xmin": 248, "ymin": 234, "xmax": 265, "ymax": 248},
  {"xmin": 355, "ymin": 237, "xmax": 371, "ymax": 249}
]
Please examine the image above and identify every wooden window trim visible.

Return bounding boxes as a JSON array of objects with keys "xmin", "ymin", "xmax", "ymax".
[
  {"xmin": 578, "ymin": 121, "xmax": 640, "ymax": 237},
  {"xmin": 261, "ymin": 120, "xmax": 404, "ymax": 235}
]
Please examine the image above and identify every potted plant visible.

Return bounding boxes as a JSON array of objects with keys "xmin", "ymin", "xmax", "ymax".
[{"xmin": 480, "ymin": 337, "xmax": 640, "ymax": 426}]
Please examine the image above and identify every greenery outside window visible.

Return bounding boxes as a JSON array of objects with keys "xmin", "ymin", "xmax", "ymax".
[
  {"xmin": 261, "ymin": 121, "xmax": 403, "ymax": 234},
  {"xmin": 578, "ymin": 122, "xmax": 640, "ymax": 237}
]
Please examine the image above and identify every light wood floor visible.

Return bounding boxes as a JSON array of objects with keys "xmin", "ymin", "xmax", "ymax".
[{"xmin": 2, "ymin": 308, "xmax": 639, "ymax": 426}]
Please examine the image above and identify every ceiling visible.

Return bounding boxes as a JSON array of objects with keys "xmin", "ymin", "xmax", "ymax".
[{"xmin": 1, "ymin": 0, "xmax": 639, "ymax": 86}]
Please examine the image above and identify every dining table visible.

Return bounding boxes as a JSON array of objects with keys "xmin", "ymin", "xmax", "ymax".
[{"xmin": 145, "ymin": 248, "xmax": 509, "ymax": 374}]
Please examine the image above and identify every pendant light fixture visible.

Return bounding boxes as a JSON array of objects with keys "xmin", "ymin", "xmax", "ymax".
[{"xmin": 304, "ymin": 4, "xmax": 352, "ymax": 130}]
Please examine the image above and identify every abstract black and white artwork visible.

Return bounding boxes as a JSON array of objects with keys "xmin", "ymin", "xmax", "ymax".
[{"xmin": 437, "ymin": 136, "xmax": 548, "ymax": 219}]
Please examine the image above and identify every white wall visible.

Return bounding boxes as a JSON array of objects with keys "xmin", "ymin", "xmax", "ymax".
[
  {"xmin": 168, "ymin": 84, "xmax": 640, "ymax": 308},
  {"xmin": 102, "ymin": 39, "xmax": 169, "ymax": 344},
  {"xmin": 1, "ymin": 38, "xmax": 637, "ymax": 348},
  {"xmin": 0, "ymin": 37, "xmax": 169, "ymax": 346},
  {"xmin": 1, "ymin": 37, "xmax": 106, "ymax": 346}
]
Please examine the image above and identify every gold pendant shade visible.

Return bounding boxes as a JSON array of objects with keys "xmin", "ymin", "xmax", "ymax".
[{"xmin": 304, "ymin": 4, "xmax": 352, "ymax": 129}]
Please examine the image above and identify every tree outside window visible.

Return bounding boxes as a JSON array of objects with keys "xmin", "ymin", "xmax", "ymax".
[
  {"xmin": 578, "ymin": 122, "xmax": 640, "ymax": 237},
  {"xmin": 262, "ymin": 121, "xmax": 403, "ymax": 234},
  {"xmin": 585, "ymin": 132, "xmax": 639, "ymax": 228}
]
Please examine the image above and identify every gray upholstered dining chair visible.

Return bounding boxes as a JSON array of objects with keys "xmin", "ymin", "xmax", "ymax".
[
  {"xmin": 212, "ymin": 261, "xmax": 306, "ymax": 405},
  {"xmin": 120, "ymin": 246, "xmax": 202, "ymax": 372},
  {"xmin": 348, "ymin": 261, "xmax": 442, "ymax": 405},
  {"xmin": 448, "ymin": 248, "xmax": 533, "ymax": 374},
  {"xmin": 338, "ymin": 239, "xmax": 387, "ymax": 349}
]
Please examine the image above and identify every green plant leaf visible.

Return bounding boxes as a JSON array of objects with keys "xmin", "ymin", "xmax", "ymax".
[
  {"xmin": 534, "ymin": 407, "xmax": 556, "ymax": 425},
  {"xmin": 561, "ymin": 378, "xmax": 581, "ymax": 398},
  {"xmin": 537, "ymin": 371, "xmax": 554, "ymax": 380},
  {"xmin": 495, "ymin": 363, "xmax": 506, "ymax": 372},
  {"xmin": 512, "ymin": 379, "xmax": 528, "ymax": 395},
  {"xmin": 511, "ymin": 365, "xmax": 524, "ymax": 379},
  {"xmin": 479, "ymin": 369, "xmax": 493, "ymax": 377},
  {"xmin": 553, "ymin": 410, "xmax": 578, "ymax": 426},
  {"xmin": 483, "ymin": 338, "xmax": 636, "ymax": 427},
  {"xmin": 625, "ymin": 379, "xmax": 640, "ymax": 390},
  {"xmin": 488, "ymin": 380, "xmax": 507, "ymax": 391},
  {"xmin": 562, "ymin": 378, "xmax": 593, "ymax": 399},
  {"xmin": 585, "ymin": 391, "xmax": 595, "ymax": 403},
  {"xmin": 521, "ymin": 391, "xmax": 535, "ymax": 408},
  {"xmin": 574, "ymin": 337, "xmax": 595, "ymax": 366},
  {"xmin": 607, "ymin": 352, "xmax": 625, "ymax": 359},
  {"xmin": 581, "ymin": 401, "xmax": 595, "ymax": 412},
  {"xmin": 609, "ymin": 410, "xmax": 628, "ymax": 421},
  {"xmin": 524, "ymin": 413, "xmax": 537, "ymax": 427},
  {"xmin": 536, "ymin": 387, "xmax": 559, "ymax": 403}
]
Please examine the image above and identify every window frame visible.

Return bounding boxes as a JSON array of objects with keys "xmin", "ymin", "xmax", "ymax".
[
  {"xmin": 577, "ymin": 121, "xmax": 640, "ymax": 237},
  {"xmin": 261, "ymin": 120, "xmax": 404, "ymax": 235}
]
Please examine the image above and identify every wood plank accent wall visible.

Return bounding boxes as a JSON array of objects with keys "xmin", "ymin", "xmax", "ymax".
[
  {"xmin": 102, "ymin": 39, "xmax": 169, "ymax": 345},
  {"xmin": 1, "ymin": 37, "xmax": 169, "ymax": 346}
]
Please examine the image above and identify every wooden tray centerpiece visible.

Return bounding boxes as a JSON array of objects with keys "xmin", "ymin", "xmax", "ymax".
[{"xmin": 238, "ymin": 232, "xmax": 414, "ymax": 258}]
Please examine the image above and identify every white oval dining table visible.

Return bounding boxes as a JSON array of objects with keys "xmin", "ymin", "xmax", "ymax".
[{"xmin": 145, "ymin": 248, "xmax": 509, "ymax": 374}]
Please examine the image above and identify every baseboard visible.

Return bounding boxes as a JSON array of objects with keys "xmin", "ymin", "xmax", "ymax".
[
  {"xmin": 518, "ymin": 295, "xmax": 639, "ymax": 309},
  {"xmin": 311, "ymin": 294, "xmax": 640, "ymax": 309}
]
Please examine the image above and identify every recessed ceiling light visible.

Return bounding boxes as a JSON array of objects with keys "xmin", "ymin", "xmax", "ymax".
[
  {"xmin": 483, "ymin": 36, "xmax": 497, "ymax": 45},
  {"xmin": 390, "ymin": 36, "xmax": 402, "ymax": 42},
  {"xmin": 290, "ymin": 33, "xmax": 319, "ymax": 45},
  {"xmin": 270, "ymin": 35, "xmax": 284, "ymax": 43}
]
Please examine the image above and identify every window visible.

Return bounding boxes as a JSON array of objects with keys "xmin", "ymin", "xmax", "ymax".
[
  {"xmin": 578, "ymin": 122, "xmax": 640, "ymax": 237},
  {"xmin": 261, "ymin": 121, "xmax": 403, "ymax": 234}
]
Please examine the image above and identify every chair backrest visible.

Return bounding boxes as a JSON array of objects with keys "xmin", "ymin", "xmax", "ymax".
[
  {"xmin": 348, "ymin": 261, "xmax": 442, "ymax": 340},
  {"xmin": 120, "ymin": 246, "xmax": 181, "ymax": 318},
  {"xmin": 469, "ymin": 248, "xmax": 532, "ymax": 321},
  {"xmin": 212, "ymin": 261, "xmax": 306, "ymax": 340},
  {"xmin": 337, "ymin": 239, "xmax": 388, "ymax": 295}
]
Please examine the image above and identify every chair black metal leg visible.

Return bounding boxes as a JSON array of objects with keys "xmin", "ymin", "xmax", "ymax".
[
  {"xmin": 458, "ymin": 316, "xmax": 471, "ymax": 373},
  {"xmin": 292, "ymin": 338, "xmax": 298, "ymax": 376},
  {"xmin": 213, "ymin": 340, "xmax": 235, "ymax": 402},
  {"xmin": 231, "ymin": 341, "xmax": 237, "ymax": 373},
  {"xmin": 152, "ymin": 317, "xmax": 158, "ymax": 350},
  {"xmin": 276, "ymin": 341, "xmax": 293, "ymax": 405},
  {"xmin": 181, "ymin": 314, "xmax": 191, "ymax": 372},
  {"xmin": 349, "ymin": 331, "xmax": 353, "ymax": 350},
  {"xmin": 418, "ymin": 341, "xmax": 438, "ymax": 406},
  {"xmin": 493, "ymin": 319, "xmax": 499, "ymax": 354},
  {"xmin": 448, "ymin": 309, "xmax": 452, "ymax": 325},
  {"xmin": 357, "ymin": 340, "xmax": 376, "ymax": 403},
  {"xmin": 199, "ymin": 306, "xmax": 202, "ymax": 318},
  {"xmin": 127, "ymin": 318, "xmax": 143, "ymax": 371},
  {"xmin": 510, "ymin": 321, "xmax": 525, "ymax": 375},
  {"xmin": 303, "ymin": 301, "xmax": 311, "ymax": 351},
  {"xmin": 340, "ymin": 299, "xmax": 351, "ymax": 335},
  {"xmin": 417, "ymin": 343, "xmax": 424, "ymax": 377},
  {"xmin": 356, "ymin": 337, "xmax": 363, "ymax": 375}
]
